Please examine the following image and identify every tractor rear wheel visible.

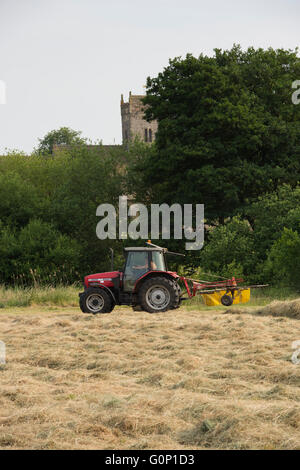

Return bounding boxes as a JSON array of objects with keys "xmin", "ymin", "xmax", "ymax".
[
  {"xmin": 80, "ymin": 288, "xmax": 114, "ymax": 314},
  {"xmin": 171, "ymin": 283, "xmax": 182, "ymax": 309},
  {"xmin": 139, "ymin": 277, "xmax": 180, "ymax": 313}
]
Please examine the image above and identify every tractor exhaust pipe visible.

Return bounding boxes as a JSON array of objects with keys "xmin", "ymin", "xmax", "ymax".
[{"xmin": 109, "ymin": 248, "xmax": 114, "ymax": 271}]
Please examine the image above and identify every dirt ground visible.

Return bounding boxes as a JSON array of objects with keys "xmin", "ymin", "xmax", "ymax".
[{"xmin": 0, "ymin": 305, "xmax": 300, "ymax": 449}]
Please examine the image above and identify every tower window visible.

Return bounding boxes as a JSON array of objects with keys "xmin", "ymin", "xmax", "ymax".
[
  {"xmin": 149, "ymin": 129, "xmax": 152, "ymax": 142},
  {"xmin": 144, "ymin": 129, "xmax": 148, "ymax": 142}
]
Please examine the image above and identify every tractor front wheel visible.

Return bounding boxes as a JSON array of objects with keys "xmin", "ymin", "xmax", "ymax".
[
  {"xmin": 139, "ymin": 277, "xmax": 179, "ymax": 313},
  {"xmin": 79, "ymin": 288, "xmax": 114, "ymax": 314}
]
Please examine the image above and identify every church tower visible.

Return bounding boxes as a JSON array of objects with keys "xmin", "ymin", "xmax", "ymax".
[{"xmin": 121, "ymin": 92, "xmax": 158, "ymax": 145}]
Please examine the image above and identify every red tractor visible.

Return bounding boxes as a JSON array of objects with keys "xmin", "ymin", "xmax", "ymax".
[
  {"xmin": 79, "ymin": 242, "xmax": 265, "ymax": 314},
  {"xmin": 79, "ymin": 243, "xmax": 183, "ymax": 314}
]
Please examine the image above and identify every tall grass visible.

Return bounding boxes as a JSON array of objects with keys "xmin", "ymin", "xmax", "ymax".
[
  {"xmin": 0, "ymin": 284, "xmax": 79, "ymax": 308},
  {"xmin": 247, "ymin": 286, "xmax": 299, "ymax": 306},
  {"xmin": 0, "ymin": 284, "xmax": 298, "ymax": 309}
]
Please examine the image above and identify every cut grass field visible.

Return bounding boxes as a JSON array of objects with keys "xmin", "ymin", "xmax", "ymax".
[{"xmin": 0, "ymin": 293, "xmax": 300, "ymax": 449}]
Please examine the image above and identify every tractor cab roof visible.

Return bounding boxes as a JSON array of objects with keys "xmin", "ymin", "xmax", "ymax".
[{"xmin": 124, "ymin": 247, "xmax": 164, "ymax": 252}]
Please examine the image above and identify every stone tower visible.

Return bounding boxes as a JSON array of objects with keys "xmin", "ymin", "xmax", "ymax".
[{"xmin": 121, "ymin": 92, "xmax": 158, "ymax": 145}]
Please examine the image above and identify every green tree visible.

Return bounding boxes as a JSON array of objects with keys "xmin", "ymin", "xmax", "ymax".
[
  {"xmin": 47, "ymin": 144, "xmax": 125, "ymax": 274},
  {"xmin": 264, "ymin": 228, "xmax": 300, "ymax": 287},
  {"xmin": 0, "ymin": 220, "xmax": 81, "ymax": 285},
  {"xmin": 141, "ymin": 45, "xmax": 300, "ymax": 222},
  {"xmin": 35, "ymin": 127, "xmax": 86, "ymax": 155},
  {"xmin": 197, "ymin": 185, "xmax": 300, "ymax": 282},
  {"xmin": 0, "ymin": 144, "xmax": 126, "ymax": 284},
  {"xmin": 246, "ymin": 184, "xmax": 300, "ymax": 260},
  {"xmin": 199, "ymin": 217, "xmax": 255, "ymax": 278},
  {"xmin": 0, "ymin": 172, "xmax": 42, "ymax": 227}
]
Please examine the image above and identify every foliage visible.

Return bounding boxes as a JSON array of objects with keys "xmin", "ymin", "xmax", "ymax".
[
  {"xmin": 141, "ymin": 45, "xmax": 300, "ymax": 222},
  {"xmin": 0, "ymin": 144, "xmax": 126, "ymax": 285},
  {"xmin": 194, "ymin": 186, "xmax": 300, "ymax": 283},
  {"xmin": 34, "ymin": 127, "xmax": 86, "ymax": 155},
  {"xmin": 199, "ymin": 217, "xmax": 255, "ymax": 278},
  {"xmin": 2, "ymin": 46, "xmax": 300, "ymax": 286},
  {"xmin": 245, "ymin": 184, "xmax": 300, "ymax": 259},
  {"xmin": 0, "ymin": 220, "xmax": 81, "ymax": 285},
  {"xmin": 264, "ymin": 228, "xmax": 300, "ymax": 287}
]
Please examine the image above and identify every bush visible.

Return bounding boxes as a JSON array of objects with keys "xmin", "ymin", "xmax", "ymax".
[
  {"xmin": 246, "ymin": 184, "xmax": 300, "ymax": 259},
  {"xmin": 0, "ymin": 144, "xmax": 127, "ymax": 284},
  {"xmin": 264, "ymin": 228, "xmax": 300, "ymax": 288},
  {"xmin": 0, "ymin": 220, "xmax": 81, "ymax": 285},
  {"xmin": 199, "ymin": 217, "xmax": 256, "ymax": 279}
]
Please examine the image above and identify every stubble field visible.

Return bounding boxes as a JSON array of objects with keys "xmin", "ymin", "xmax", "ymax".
[{"xmin": 0, "ymin": 303, "xmax": 300, "ymax": 450}]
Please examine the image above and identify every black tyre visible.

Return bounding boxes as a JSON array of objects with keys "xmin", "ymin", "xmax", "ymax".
[
  {"xmin": 172, "ymin": 283, "xmax": 182, "ymax": 309},
  {"xmin": 79, "ymin": 292, "xmax": 88, "ymax": 313},
  {"xmin": 138, "ymin": 276, "xmax": 179, "ymax": 313},
  {"xmin": 221, "ymin": 294, "xmax": 233, "ymax": 307},
  {"xmin": 79, "ymin": 287, "xmax": 114, "ymax": 314}
]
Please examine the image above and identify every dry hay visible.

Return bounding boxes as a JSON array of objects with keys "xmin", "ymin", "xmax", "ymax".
[
  {"xmin": 226, "ymin": 298, "xmax": 300, "ymax": 320},
  {"xmin": 0, "ymin": 305, "xmax": 300, "ymax": 450}
]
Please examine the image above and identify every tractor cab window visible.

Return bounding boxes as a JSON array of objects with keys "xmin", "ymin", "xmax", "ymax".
[
  {"xmin": 123, "ymin": 251, "xmax": 150, "ymax": 292},
  {"xmin": 151, "ymin": 251, "xmax": 166, "ymax": 271}
]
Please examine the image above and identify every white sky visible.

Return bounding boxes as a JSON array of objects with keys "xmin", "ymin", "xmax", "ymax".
[{"xmin": 0, "ymin": 0, "xmax": 299, "ymax": 153}]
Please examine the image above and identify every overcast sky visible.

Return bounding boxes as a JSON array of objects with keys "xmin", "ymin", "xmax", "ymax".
[{"xmin": 0, "ymin": 0, "xmax": 299, "ymax": 153}]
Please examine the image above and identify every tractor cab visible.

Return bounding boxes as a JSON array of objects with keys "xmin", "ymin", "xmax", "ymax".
[{"xmin": 123, "ymin": 247, "xmax": 167, "ymax": 292}]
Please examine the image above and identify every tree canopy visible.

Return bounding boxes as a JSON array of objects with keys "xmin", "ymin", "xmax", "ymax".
[
  {"xmin": 1, "ymin": 46, "xmax": 300, "ymax": 286},
  {"xmin": 141, "ymin": 45, "xmax": 300, "ymax": 222},
  {"xmin": 35, "ymin": 127, "xmax": 86, "ymax": 155}
]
